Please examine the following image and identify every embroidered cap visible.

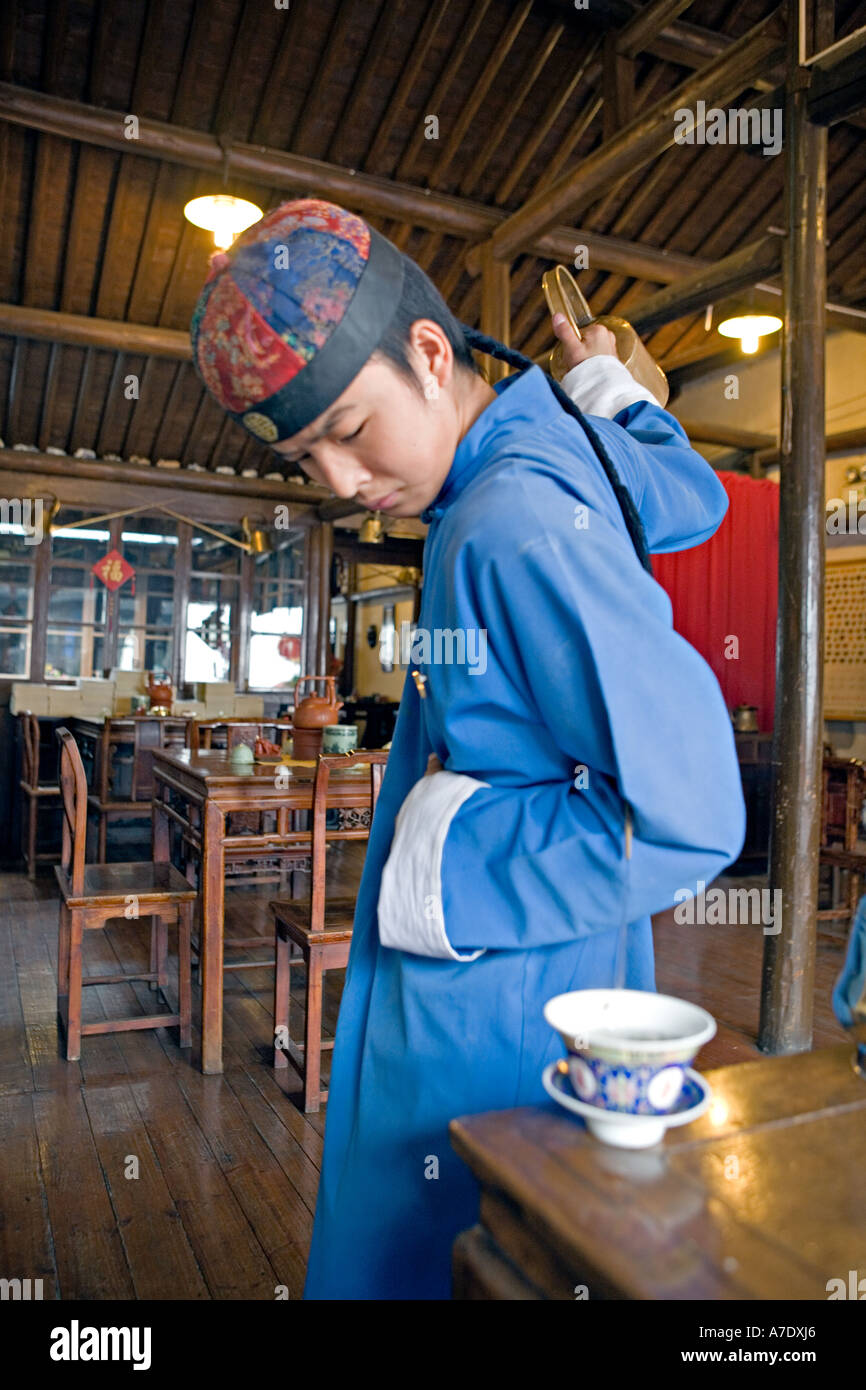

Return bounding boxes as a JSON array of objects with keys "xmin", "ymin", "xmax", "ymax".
[{"xmin": 190, "ymin": 198, "xmax": 405, "ymax": 445}]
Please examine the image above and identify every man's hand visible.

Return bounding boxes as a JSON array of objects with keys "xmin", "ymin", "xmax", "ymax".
[{"xmin": 552, "ymin": 313, "xmax": 617, "ymax": 373}]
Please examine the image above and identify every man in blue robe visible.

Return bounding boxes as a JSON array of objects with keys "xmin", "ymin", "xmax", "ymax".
[{"xmin": 191, "ymin": 199, "xmax": 746, "ymax": 1301}]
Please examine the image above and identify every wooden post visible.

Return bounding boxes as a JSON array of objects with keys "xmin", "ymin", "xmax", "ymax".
[
  {"xmin": 302, "ymin": 527, "xmax": 320, "ymax": 677},
  {"xmin": 317, "ymin": 521, "xmax": 333, "ymax": 675},
  {"xmin": 479, "ymin": 242, "xmax": 511, "ymax": 383},
  {"xmin": 759, "ymin": 0, "xmax": 832, "ymax": 1054}
]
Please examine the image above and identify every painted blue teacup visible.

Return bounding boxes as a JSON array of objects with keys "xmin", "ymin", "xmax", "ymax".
[{"xmin": 544, "ymin": 989, "xmax": 716, "ymax": 1116}]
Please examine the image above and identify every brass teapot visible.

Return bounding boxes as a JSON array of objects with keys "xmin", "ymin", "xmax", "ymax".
[{"xmin": 542, "ymin": 264, "xmax": 669, "ymax": 408}]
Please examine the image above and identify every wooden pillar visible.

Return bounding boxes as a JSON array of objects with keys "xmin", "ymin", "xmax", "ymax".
[
  {"xmin": 317, "ymin": 521, "xmax": 333, "ymax": 675},
  {"xmin": 759, "ymin": 0, "xmax": 832, "ymax": 1054},
  {"xmin": 479, "ymin": 242, "xmax": 511, "ymax": 383},
  {"xmin": 302, "ymin": 527, "xmax": 320, "ymax": 677}
]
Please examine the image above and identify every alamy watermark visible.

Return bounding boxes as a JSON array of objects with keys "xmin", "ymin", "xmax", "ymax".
[
  {"xmin": 395, "ymin": 621, "xmax": 487, "ymax": 675},
  {"xmin": 0, "ymin": 497, "xmax": 44, "ymax": 545},
  {"xmin": 673, "ymin": 880, "xmax": 782, "ymax": 935},
  {"xmin": 674, "ymin": 102, "xmax": 783, "ymax": 157}
]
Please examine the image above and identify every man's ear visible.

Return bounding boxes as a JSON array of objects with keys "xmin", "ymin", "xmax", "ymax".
[{"xmin": 408, "ymin": 318, "xmax": 453, "ymax": 389}]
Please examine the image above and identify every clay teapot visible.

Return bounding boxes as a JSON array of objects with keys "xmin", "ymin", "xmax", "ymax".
[
  {"xmin": 293, "ymin": 675, "xmax": 343, "ymax": 727},
  {"xmin": 146, "ymin": 671, "xmax": 173, "ymax": 712},
  {"xmin": 292, "ymin": 676, "xmax": 343, "ymax": 759}
]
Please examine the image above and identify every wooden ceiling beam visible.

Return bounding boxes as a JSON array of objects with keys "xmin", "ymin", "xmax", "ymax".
[
  {"xmin": 807, "ymin": 24, "xmax": 866, "ymax": 126},
  {"xmin": 628, "ymin": 235, "xmax": 784, "ymax": 335},
  {"xmin": 0, "ymin": 302, "xmax": 191, "ymax": 357},
  {"xmin": 0, "ymin": 446, "xmax": 328, "ymax": 506},
  {"xmin": 468, "ymin": 8, "xmax": 786, "ymax": 265},
  {"xmin": 614, "ymin": 0, "xmax": 697, "ymax": 61},
  {"xmin": 0, "ymin": 82, "xmax": 713, "ymax": 285}
]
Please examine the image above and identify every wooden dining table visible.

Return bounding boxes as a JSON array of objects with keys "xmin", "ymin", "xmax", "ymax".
[
  {"xmin": 450, "ymin": 1042, "xmax": 866, "ymax": 1299},
  {"xmin": 151, "ymin": 747, "xmax": 372, "ymax": 1073}
]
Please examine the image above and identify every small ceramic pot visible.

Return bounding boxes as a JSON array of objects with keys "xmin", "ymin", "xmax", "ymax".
[{"xmin": 322, "ymin": 724, "xmax": 358, "ymax": 754}]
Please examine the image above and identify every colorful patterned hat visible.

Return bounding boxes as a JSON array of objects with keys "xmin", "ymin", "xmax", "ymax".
[{"xmin": 190, "ymin": 199, "xmax": 405, "ymax": 445}]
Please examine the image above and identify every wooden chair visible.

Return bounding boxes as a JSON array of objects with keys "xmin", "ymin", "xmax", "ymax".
[
  {"xmin": 185, "ymin": 718, "xmax": 309, "ymax": 964},
  {"xmin": 19, "ymin": 712, "xmax": 61, "ymax": 878},
  {"xmin": 89, "ymin": 716, "xmax": 170, "ymax": 862},
  {"xmin": 818, "ymin": 756, "xmax": 866, "ymax": 929},
  {"xmin": 271, "ymin": 751, "xmax": 388, "ymax": 1112},
  {"xmin": 54, "ymin": 727, "xmax": 196, "ymax": 1062}
]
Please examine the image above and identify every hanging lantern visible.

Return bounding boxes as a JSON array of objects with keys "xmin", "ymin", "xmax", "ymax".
[{"xmin": 278, "ymin": 635, "xmax": 301, "ymax": 662}]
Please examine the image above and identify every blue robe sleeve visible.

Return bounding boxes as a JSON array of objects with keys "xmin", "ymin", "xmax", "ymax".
[
  {"xmin": 435, "ymin": 482, "xmax": 746, "ymax": 954},
  {"xmin": 561, "ymin": 354, "xmax": 729, "ymax": 554},
  {"xmin": 592, "ymin": 402, "xmax": 729, "ymax": 554}
]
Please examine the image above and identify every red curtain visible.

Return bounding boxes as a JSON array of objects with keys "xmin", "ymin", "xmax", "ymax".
[{"xmin": 651, "ymin": 471, "xmax": 779, "ymax": 733}]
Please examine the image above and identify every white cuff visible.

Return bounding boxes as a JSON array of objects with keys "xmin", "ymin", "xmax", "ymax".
[
  {"xmin": 560, "ymin": 354, "xmax": 658, "ymax": 419},
  {"xmin": 378, "ymin": 770, "xmax": 488, "ymax": 961}
]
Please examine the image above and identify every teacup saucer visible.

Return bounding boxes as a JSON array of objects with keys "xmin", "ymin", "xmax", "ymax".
[{"xmin": 542, "ymin": 1062, "xmax": 711, "ymax": 1149}]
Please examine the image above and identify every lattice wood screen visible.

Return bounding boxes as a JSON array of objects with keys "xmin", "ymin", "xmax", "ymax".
[{"xmin": 825, "ymin": 553, "xmax": 866, "ymax": 718}]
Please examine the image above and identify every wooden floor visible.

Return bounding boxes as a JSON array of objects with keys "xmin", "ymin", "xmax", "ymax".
[{"xmin": 0, "ymin": 856, "xmax": 854, "ymax": 1300}]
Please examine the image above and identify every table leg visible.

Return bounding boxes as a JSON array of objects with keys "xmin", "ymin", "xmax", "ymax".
[
  {"xmin": 200, "ymin": 800, "xmax": 226, "ymax": 1074},
  {"xmin": 152, "ymin": 782, "xmax": 170, "ymax": 864}
]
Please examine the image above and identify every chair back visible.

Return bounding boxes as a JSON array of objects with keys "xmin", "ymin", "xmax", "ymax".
[
  {"xmin": 822, "ymin": 756, "xmax": 866, "ymax": 851},
  {"xmin": 20, "ymin": 712, "xmax": 41, "ymax": 789},
  {"xmin": 309, "ymin": 751, "xmax": 389, "ymax": 924},
  {"xmin": 131, "ymin": 717, "xmax": 166, "ymax": 801},
  {"xmin": 56, "ymin": 728, "xmax": 87, "ymax": 896}
]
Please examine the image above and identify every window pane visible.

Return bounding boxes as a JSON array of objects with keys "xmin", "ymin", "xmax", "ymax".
[
  {"xmin": 117, "ymin": 586, "xmax": 174, "ymax": 628},
  {"xmin": 0, "ymin": 523, "xmax": 39, "ymax": 677},
  {"xmin": 250, "ymin": 540, "xmax": 304, "ymax": 689},
  {"xmin": 48, "ymin": 567, "xmax": 108, "ymax": 624},
  {"xmin": 191, "ymin": 528, "xmax": 243, "ymax": 575},
  {"xmin": 185, "ymin": 627, "xmax": 230, "ymax": 682},
  {"xmin": 0, "ymin": 627, "xmax": 29, "ymax": 677},
  {"xmin": 46, "ymin": 629, "xmax": 106, "ymax": 680},
  {"xmin": 50, "ymin": 515, "xmax": 112, "ymax": 563},
  {"xmin": 120, "ymin": 515, "xmax": 179, "ymax": 570},
  {"xmin": 0, "ymin": 561, "xmax": 34, "ymax": 621}
]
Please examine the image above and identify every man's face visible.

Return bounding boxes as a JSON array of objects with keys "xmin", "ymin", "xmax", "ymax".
[{"xmin": 271, "ymin": 354, "xmax": 457, "ymax": 518}]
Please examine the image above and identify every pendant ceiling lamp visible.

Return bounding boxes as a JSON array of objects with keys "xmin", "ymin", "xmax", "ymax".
[
  {"xmin": 183, "ymin": 194, "xmax": 263, "ymax": 249},
  {"xmin": 717, "ymin": 313, "xmax": 782, "ymax": 355}
]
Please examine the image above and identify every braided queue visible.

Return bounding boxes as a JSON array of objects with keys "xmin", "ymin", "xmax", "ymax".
[{"xmin": 460, "ymin": 323, "xmax": 653, "ymax": 575}]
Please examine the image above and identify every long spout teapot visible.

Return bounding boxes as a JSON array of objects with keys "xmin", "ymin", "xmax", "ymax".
[{"xmin": 542, "ymin": 264, "xmax": 669, "ymax": 408}]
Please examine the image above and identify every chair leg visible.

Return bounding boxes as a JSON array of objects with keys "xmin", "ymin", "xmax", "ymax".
[
  {"xmin": 155, "ymin": 916, "xmax": 169, "ymax": 990},
  {"xmin": 273, "ymin": 927, "xmax": 291, "ymax": 1070},
  {"xmin": 65, "ymin": 911, "xmax": 84, "ymax": 1062},
  {"xmin": 178, "ymin": 904, "xmax": 192, "ymax": 1049},
  {"xmin": 57, "ymin": 901, "xmax": 71, "ymax": 1001},
  {"xmin": 303, "ymin": 947, "xmax": 324, "ymax": 1113},
  {"xmin": 27, "ymin": 795, "xmax": 37, "ymax": 880}
]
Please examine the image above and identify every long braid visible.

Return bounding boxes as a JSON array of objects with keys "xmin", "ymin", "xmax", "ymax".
[{"xmin": 460, "ymin": 323, "xmax": 652, "ymax": 575}]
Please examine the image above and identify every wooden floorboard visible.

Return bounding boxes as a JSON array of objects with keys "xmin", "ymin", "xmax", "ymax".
[{"xmin": 0, "ymin": 853, "xmax": 858, "ymax": 1299}]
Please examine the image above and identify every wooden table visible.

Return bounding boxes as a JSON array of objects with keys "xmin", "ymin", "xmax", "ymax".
[
  {"xmin": 152, "ymin": 748, "xmax": 370, "ymax": 1074},
  {"xmin": 450, "ymin": 1042, "xmax": 866, "ymax": 1300}
]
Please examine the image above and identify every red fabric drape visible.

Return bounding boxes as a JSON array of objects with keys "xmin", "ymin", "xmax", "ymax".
[{"xmin": 651, "ymin": 471, "xmax": 779, "ymax": 732}]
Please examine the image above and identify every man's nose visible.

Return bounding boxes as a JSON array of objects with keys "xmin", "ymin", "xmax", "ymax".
[{"xmin": 312, "ymin": 446, "xmax": 372, "ymax": 500}]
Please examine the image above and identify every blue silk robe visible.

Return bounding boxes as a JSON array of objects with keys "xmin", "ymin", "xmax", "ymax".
[{"xmin": 303, "ymin": 364, "xmax": 745, "ymax": 1300}]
